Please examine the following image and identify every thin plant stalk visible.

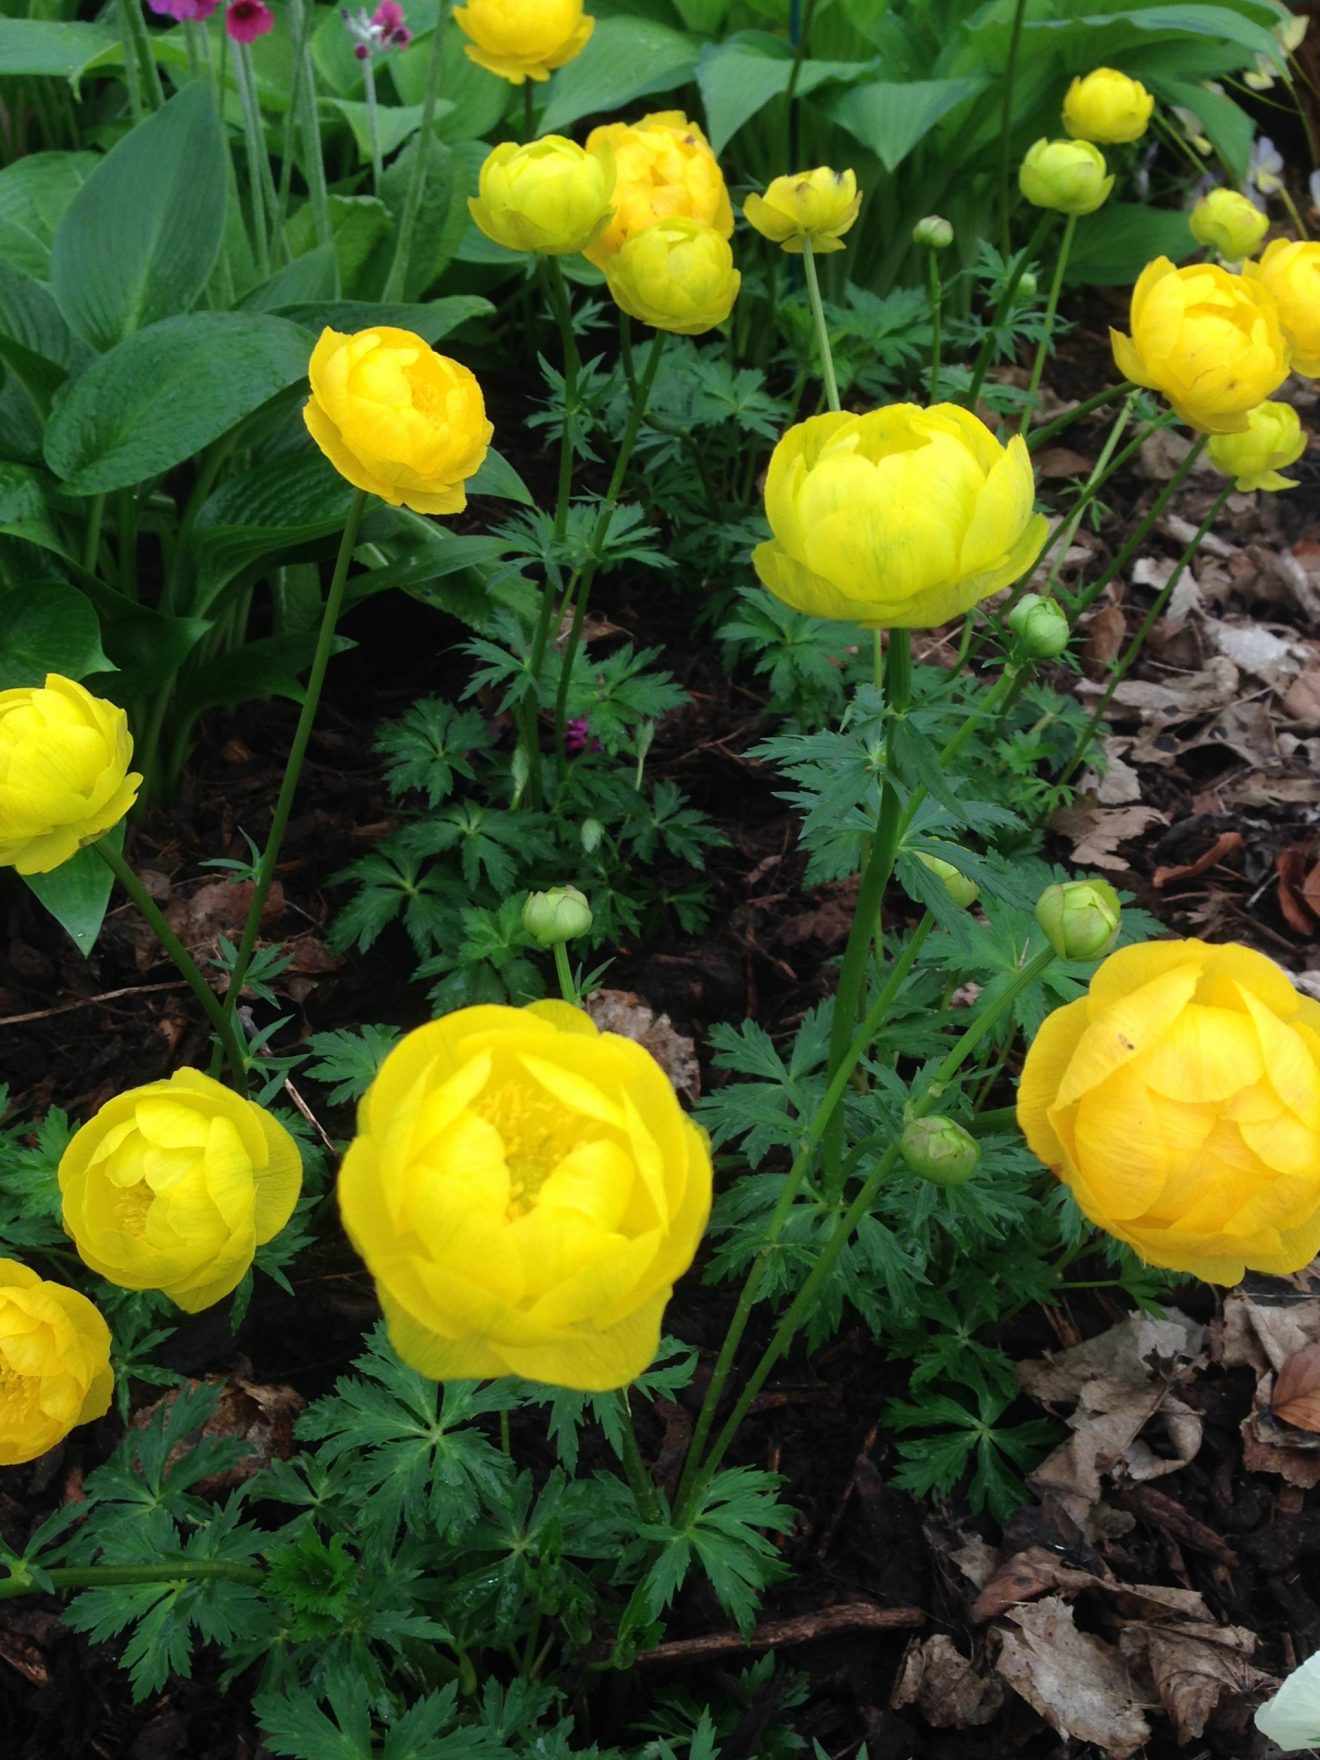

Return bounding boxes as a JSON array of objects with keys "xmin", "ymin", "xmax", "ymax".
[
  {"xmin": 115, "ymin": 0, "xmax": 144, "ymax": 120},
  {"xmin": 361, "ymin": 50, "xmax": 385, "ymax": 197},
  {"xmin": 926, "ymin": 244, "xmax": 944, "ymax": 401},
  {"xmin": 297, "ymin": 36, "xmax": 334, "ymax": 250},
  {"xmin": 522, "ymin": 79, "xmax": 535, "ymax": 142},
  {"xmin": 964, "ymin": 214, "xmax": 1051, "ymax": 411},
  {"xmin": 678, "ymin": 944, "xmax": 1058, "ymax": 1516},
  {"xmin": 615, "ymin": 1393, "xmax": 661, "ymax": 1522},
  {"xmin": 0, "ymin": 1561, "xmax": 264, "ymax": 1603},
  {"xmin": 82, "ymin": 495, "xmax": 106, "ymax": 575},
  {"xmin": 94, "ymin": 841, "xmax": 251, "ymax": 1091},
  {"xmin": 800, "ymin": 236, "xmax": 840, "ymax": 412},
  {"xmin": 1021, "ymin": 211, "xmax": 1077, "ymax": 433},
  {"xmin": 997, "ymin": 0, "xmax": 1030, "ymax": 252},
  {"xmin": 233, "ymin": 44, "xmax": 273, "ymax": 278},
  {"xmin": 784, "ymin": 0, "xmax": 818, "ymax": 165},
  {"xmin": 1068, "ymin": 434, "xmax": 1207, "ymax": 617},
  {"xmin": 381, "ymin": 9, "xmax": 447, "ymax": 301},
  {"xmin": 1029, "ymin": 379, "xmax": 1137, "ymax": 451},
  {"xmin": 220, "ymin": 489, "xmax": 370, "ymax": 1032},
  {"xmin": 273, "ymin": 0, "xmax": 315, "ymax": 248},
  {"xmin": 552, "ymin": 328, "xmax": 667, "ymax": 776}
]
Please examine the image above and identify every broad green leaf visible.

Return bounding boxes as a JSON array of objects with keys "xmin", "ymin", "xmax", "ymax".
[
  {"xmin": 285, "ymin": 195, "xmax": 393, "ymax": 297},
  {"xmin": 831, "ymin": 75, "xmax": 991, "ymax": 171},
  {"xmin": 23, "ymin": 821, "xmax": 124, "ymax": 959},
  {"xmin": 1066, "ymin": 201, "xmax": 1197, "ymax": 284},
  {"xmin": 388, "ymin": 18, "xmax": 508, "ymax": 141},
  {"xmin": 0, "ymin": 466, "xmax": 69, "ymax": 558},
  {"xmin": 0, "ymin": 577, "xmax": 110, "ymax": 686},
  {"xmin": 1022, "ymin": 2, "xmax": 1281, "ymax": 60},
  {"xmin": 467, "ymin": 447, "xmax": 534, "ymax": 506},
  {"xmin": 180, "ymin": 630, "xmax": 355, "ymax": 719},
  {"xmin": 0, "ymin": 18, "xmax": 120, "ymax": 83},
  {"xmin": 540, "ymin": 16, "xmax": 700, "ymax": 134},
  {"xmin": 376, "ymin": 136, "xmax": 467, "ymax": 300},
  {"xmin": 191, "ymin": 450, "xmax": 359, "ymax": 598},
  {"xmin": 238, "ymin": 245, "xmax": 340, "ymax": 313},
  {"xmin": 0, "ymin": 261, "xmax": 87, "ymax": 375},
  {"xmin": 322, "ymin": 96, "xmax": 454, "ymax": 163},
  {"xmin": 698, "ymin": 35, "xmax": 873, "ymax": 153},
  {"xmin": 277, "ymin": 294, "xmax": 492, "ymax": 343},
  {"xmin": 50, "ymin": 82, "xmax": 226, "ymax": 351},
  {"xmin": 1147, "ymin": 74, "xmax": 1254, "ymax": 178},
  {"xmin": 0, "ymin": 151, "xmax": 98, "ymax": 280},
  {"xmin": 44, "ymin": 312, "xmax": 313, "ymax": 496}
]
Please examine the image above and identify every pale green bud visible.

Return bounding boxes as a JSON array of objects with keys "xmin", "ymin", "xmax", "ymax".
[
  {"xmin": 913, "ymin": 214, "xmax": 953, "ymax": 250},
  {"xmin": 1008, "ymin": 593, "xmax": 1070, "ymax": 660},
  {"xmin": 522, "ymin": 885, "xmax": 593, "ymax": 946},
  {"xmin": 1012, "ymin": 269, "xmax": 1039, "ymax": 304},
  {"xmin": 900, "ymin": 1115, "xmax": 980, "ymax": 1186},
  {"xmin": 1035, "ymin": 878, "xmax": 1122, "ymax": 962},
  {"xmin": 915, "ymin": 849, "xmax": 979, "ymax": 909}
]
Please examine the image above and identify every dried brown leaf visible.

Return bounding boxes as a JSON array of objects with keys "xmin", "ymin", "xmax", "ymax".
[
  {"xmin": 890, "ymin": 1635, "xmax": 1006, "ymax": 1728},
  {"xmin": 1153, "ymin": 830, "xmax": 1243, "ymax": 889},
  {"xmin": 1119, "ymin": 1621, "xmax": 1269, "ymax": 1743},
  {"xmin": 1081, "ymin": 605, "xmax": 1127, "ymax": 678},
  {"xmin": 586, "ymin": 990, "xmax": 699, "ymax": 1101},
  {"xmin": 1270, "ymin": 1341, "xmax": 1320, "ymax": 1432},
  {"xmin": 994, "ymin": 1597, "xmax": 1150, "ymax": 1758}
]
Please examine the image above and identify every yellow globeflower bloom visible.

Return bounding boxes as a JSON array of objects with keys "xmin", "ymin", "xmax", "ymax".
[
  {"xmin": 304, "ymin": 327, "xmax": 492, "ymax": 516},
  {"xmin": 752, "ymin": 405, "xmax": 1048, "ymax": 629},
  {"xmin": 1207, "ymin": 400, "xmax": 1306, "ymax": 490},
  {"xmin": 584, "ymin": 111, "xmax": 732, "ymax": 268},
  {"xmin": 338, "ymin": 1001, "xmax": 713, "ymax": 1391},
  {"xmin": 603, "ymin": 217, "xmax": 740, "ymax": 335},
  {"xmin": 59, "ymin": 1069, "xmax": 303, "ymax": 1313},
  {"xmin": 743, "ymin": 167, "xmax": 861, "ymax": 253},
  {"xmin": 0, "ymin": 674, "xmax": 141, "ymax": 876},
  {"xmin": 1110, "ymin": 257, "xmax": 1290, "ymax": 433},
  {"xmin": 1246, "ymin": 238, "xmax": 1320, "ymax": 376},
  {"xmin": 453, "ymin": 0, "xmax": 593, "ymax": 83},
  {"xmin": 0, "ymin": 1261, "xmax": 112, "ymax": 1466},
  {"xmin": 469, "ymin": 136, "xmax": 614, "ymax": 256},
  {"xmin": 1189, "ymin": 188, "xmax": 1269, "ymax": 263},
  {"xmin": 1018, "ymin": 939, "xmax": 1320, "ymax": 1284},
  {"xmin": 1019, "ymin": 138, "xmax": 1114, "ymax": 214},
  {"xmin": 1062, "ymin": 67, "xmax": 1154, "ymax": 143}
]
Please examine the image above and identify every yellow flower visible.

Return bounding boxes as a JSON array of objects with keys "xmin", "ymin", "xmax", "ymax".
[
  {"xmin": 1189, "ymin": 188, "xmax": 1269, "ymax": 262},
  {"xmin": 584, "ymin": 111, "xmax": 732, "ymax": 269},
  {"xmin": 752, "ymin": 405, "xmax": 1048, "ymax": 629},
  {"xmin": 469, "ymin": 136, "xmax": 614, "ymax": 256},
  {"xmin": 1110, "ymin": 257, "xmax": 1290, "ymax": 433},
  {"xmin": 59, "ymin": 1068, "xmax": 302, "ymax": 1313},
  {"xmin": 1207, "ymin": 400, "xmax": 1306, "ymax": 490},
  {"xmin": 303, "ymin": 327, "xmax": 492, "ymax": 515},
  {"xmin": 1018, "ymin": 939, "xmax": 1320, "ymax": 1284},
  {"xmin": 0, "ymin": 1260, "xmax": 112, "ymax": 1466},
  {"xmin": 1062, "ymin": 67, "xmax": 1154, "ymax": 143},
  {"xmin": 743, "ymin": 167, "xmax": 861, "ymax": 253},
  {"xmin": 453, "ymin": 0, "xmax": 593, "ymax": 83},
  {"xmin": 0, "ymin": 674, "xmax": 141, "ymax": 876},
  {"xmin": 603, "ymin": 218, "xmax": 740, "ymax": 335},
  {"xmin": 338, "ymin": 1001, "xmax": 712, "ymax": 1391},
  {"xmin": 1246, "ymin": 238, "xmax": 1320, "ymax": 376},
  {"xmin": 1018, "ymin": 138, "xmax": 1114, "ymax": 214}
]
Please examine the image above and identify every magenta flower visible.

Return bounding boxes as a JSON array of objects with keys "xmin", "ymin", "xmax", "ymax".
[
  {"xmin": 343, "ymin": 0, "xmax": 410, "ymax": 55},
  {"xmin": 225, "ymin": 0, "xmax": 274, "ymax": 41},
  {"xmin": 563, "ymin": 718, "xmax": 601, "ymax": 758},
  {"xmin": 147, "ymin": 0, "xmax": 220, "ymax": 19}
]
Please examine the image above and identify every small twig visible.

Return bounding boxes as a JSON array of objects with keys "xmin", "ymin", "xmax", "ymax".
[
  {"xmin": 281, "ymin": 1078, "xmax": 340, "ymax": 1159},
  {"xmin": 0, "ymin": 980, "xmax": 188, "ymax": 1030},
  {"xmin": 637, "ymin": 1601, "xmax": 925, "ymax": 1664}
]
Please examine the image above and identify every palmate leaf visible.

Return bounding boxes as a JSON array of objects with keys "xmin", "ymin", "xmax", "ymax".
[
  {"xmin": 304, "ymin": 1023, "xmax": 403, "ymax": 1106},
  {"xmin": 637, "ymin": 1469, "xmax": 793, "ymax": 1638},
  {"xmin": 375, "ymin": 698, "xmax": 487, "ymax": 807}
]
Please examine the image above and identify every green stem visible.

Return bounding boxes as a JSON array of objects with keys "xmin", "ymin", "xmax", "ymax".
[
  {"xmin": 926, "ymin": 246, "xmax": 943, "ymax": 402},
  {"xmin": 997, "ymin": 0, "xmax": 1030, "ymax": 254},
  {"xmin": 94, "ymin": 841, "xmax": 250, "ymax": 1091},
  {"xmin": 1022, "ymin": 212, "xmax": 1076, "ymax": 433},
  {"xmin": 115, "ymin": 0, "xmax": 144, "ymax": 120},
  {"xmin": 1046, "ymin": 479, "xmax": 1231, "ymax": 807},
  {"xmin": 297, "ymin": 34, "xmax": 333, "ymax": 251},
  {"xmin": 673, "ymin": 915, "xmax": 933, "ymax": 1513},
  {"xmin": 678, "ymin": 944, "xmax": 1058, "ymax": 1518},
  {"xmin": 382, "ymin": 10, "xmax": 447, "ymax": 301},
  {"xmin": 615, "ymin": 1393, "xmax": 661, "ymax": 1522},
  {"xmin": 234, "ymin": 45, "xmax": 271, "ymax": 279},
  {"xmin": 552, "ymin": 328, "xmax": 666, "ymax": 776},
  {"xmin": 964, "ymin": 214, "xmax": 1050, "ymax": 411},
  {"xmin": 552, "ymin": 942, "xmax": 578, "ymax": 1006},
  {"xmin": 82, "ymin": 493, "xmax": 105, "ymax": 575},
  {"xmin": 362, "ymin": 52, "xmax": 384, "ymax": 197},
  {"xmin": 1029, "ymin": 380, "xmax": 1136, "ymax": 451},
  {"xmin": 800, "ymin": 237, "xmax": 840, "ymax": 413},
  {"xmin": 1068, "ymin": 434, "xmax": 1207, "ymax": 617},
  {"xmin": 820, "ymin": 629, "xmax": 910, "ymax": 1191},
  {"xmin": 273, "ymin": 0, "xmax": 313, "ymax": 249},
  {"xmin": 0, "ymin": 1560, "xmax": 263, "ymax": 1603},
  {"xmin": 522, "ymin": 79, "xmax": 535, "ymax": 142},
  {"xmin": 220, "ymin": 489, "xmax": 370, "ymax": 1026}
]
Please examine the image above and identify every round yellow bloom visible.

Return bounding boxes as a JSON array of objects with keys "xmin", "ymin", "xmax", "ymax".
[
  {"xmin": 1018, "ymin": 939, "xmax": 1320, "ymax": 1284},
  {"xmin": 0, "ymin": 1260, "xmax": 112, "ymax": 1466},
  {"xmin": 469, "ymin": 137, "xmax": 614, "ymax": 256},
  {"xmin": 59, "ymin": 1068, "xmax": 302, "ymax": 1314},
  {"xmin": 1246, "ymin": 238, "xmax": 1320, "ymax": 376},
  {"xmin": 603, "ymin": 217, "xmax": 740, "ymax": 335},
  {"xmin": 453, "ymin": 0, "xmax": 593, "ymax": 83},
  {"xmin": 1189, "ymin": 188, "xmax": 1269, "ymax": 263},
  {"xmin": 303, "ymin": 327, "xmax": 492, "ymax": 516},
  {"xmin": 1110, "ymin": 257, "xmax": 1290, "ymax": 433},
  {"xmin": 752, "ymin": 405, "xmax": 1049, "ymax": 629},
  {"xmin": 1062, "ymin": 67, "xmax": 1154, "ymax": 143},
  {"xmin": 1207, "ymin": 400, "xmax": 1306, "ymax": 490},
  {"xmin": 0, "ymin": 674, "xmax": 141, "ymax": 877},
  {"xmin": 743, "ymin": 166, "xmax": 861, "ymax": 254},
  {"xmin": 1019, "ymin": 138, "xmax": 1114, "ymax": 214},
  {"xmin": 584, "ymin": 111, "xmax": 732, "ymax": 269},
  {"xmin": 338, "ymin": 1001, "xmax": 713, "ymax": 1391}
]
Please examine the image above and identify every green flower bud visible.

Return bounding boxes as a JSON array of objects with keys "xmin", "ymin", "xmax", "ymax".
[
  {"xmin": 915, "ymin": 849, "xmax": 979, "ymax": 909},
  {"xmin": 1008, "ymin": 593, "xmax": 1070, "ymax": 660},
  {"xmin": 1035, "ymin": 878, "xmax": 1122, "ymax": 962},
  {"xmin": 900, "ymin": 1115, "xmax": 980, "ymax": 1186},
  {"xmin": 522, "ymin": 885, "xmax": 593, "ymax": 946},
  {"xmin": 913, "ymin": 214, "xmax": 953, "ymax": 250},
  {"xmin": 1012, "ymin": 269, "xmax": 1039, "ymax": 304}
]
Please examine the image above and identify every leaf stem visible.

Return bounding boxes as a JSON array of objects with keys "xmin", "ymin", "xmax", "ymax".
[
  {"xmin": 381, "ymin": 7, "xmax": 448, "ymax": 301},
  {"xmin": 0, "ymin": 1560, "xmax": 263, "ymax": 1603}
]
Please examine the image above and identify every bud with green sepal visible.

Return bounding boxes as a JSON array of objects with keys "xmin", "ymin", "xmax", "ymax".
[
  {"xmin": 522, "ymin": 885, "xmax": 593, "ymax": 947},
  {"xmin": 900, "ymin": 1115, "xmax": 980, "ymax": 1186},
  {"xmin": 1008, "ymin": 593, "xmax": 1070, "ymax": 660},
  {"xmin": 913, "ymin": 214, "xmax": 953, "ymax": 250},
  {"xmin": 915, "ymin": 848, "xmax": 979, "ymax": 909},
  {"xmin": 1035, "ymin": 878, "xmax": 1121, "ymax": 962}
]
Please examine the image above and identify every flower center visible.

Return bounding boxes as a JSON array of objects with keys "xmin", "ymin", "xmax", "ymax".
[{"xmin": 473, "ymin": 1081, "xmax": 588, "ymax": 1218}]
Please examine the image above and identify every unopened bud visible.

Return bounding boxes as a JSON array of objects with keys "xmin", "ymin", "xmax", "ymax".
[
  {"xmin": 913, "ymin": 214, "xmax": 953, "ymax": 250},
  {"xmin": 915, "ymin": 849, "xmax": 979, "ymax": 909},
  {"xmin": 900, "ymin": 1115, "xmax": 980, "ymax": 1186},
  {"xmin": 522, "ymin": 885, "xmax": 593, "ymax": 946},
  {"xmin": 1011, "ymin": 269, "xmax": 1039, "ymax": 304},
  {"xmin": 1008, "ymin": 593, "xmax": 1070, "ymax": 659},
  {"xmin": 1035, "ymin": 878, "xmax": 1121, "ymax": 962}
]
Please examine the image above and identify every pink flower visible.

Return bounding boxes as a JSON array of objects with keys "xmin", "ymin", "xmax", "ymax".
[
  {"xmin": 147, "ymin": 0, "xmax": 220, "ymax": 19},
  {"xmin": 372, "ymin": 0, "xmax": 405, "ymax": 29},
  {"xmin": 225, "ymin": 0, "xmax": 274, "ymax": 41},
  {"xmin": 563, "ymin": 718, "xmax": 601, "ymax": 758}
]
